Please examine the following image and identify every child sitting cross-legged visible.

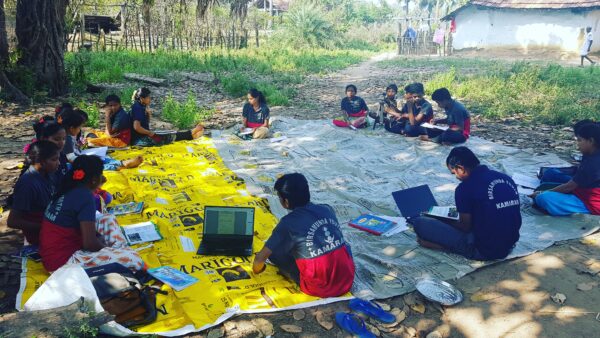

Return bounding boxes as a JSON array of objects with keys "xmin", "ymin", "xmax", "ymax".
[
  {"xmin": 252, "ymin": 173, "xmax": 355, "ymax": 297},
  {"xmin": 420, "ymin": 88, "xmax": 470, "ymax": 144},
  {"xmin": 40, "ymin": 155, "xmax": 144, "ymax": 272},
  {"xmin": 333, "ymin": 84, "xmax": 369, "ymax": 129},
  {"xmin": 532, "ymin": 123, "xmax": 600, "ymax": 216},
  {"xmin": 410, "ymin": 147, "xmax": 522, "ymax": 260}
]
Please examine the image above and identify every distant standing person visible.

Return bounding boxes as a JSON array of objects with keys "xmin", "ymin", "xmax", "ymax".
[
  {"xmin": 580, "ymin": 27, "xmax": 595, "ymax": 67},
  {"xmin": 241, "ymin": 88, "xmax": 270, "ymax": 139}
]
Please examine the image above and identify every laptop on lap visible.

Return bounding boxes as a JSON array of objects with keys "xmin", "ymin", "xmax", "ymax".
[{"xmin": 197, "ymin": 206, "xmax": 255, "ymax": 256}]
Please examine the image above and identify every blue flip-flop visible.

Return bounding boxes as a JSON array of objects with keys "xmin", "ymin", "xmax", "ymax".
[
  {"xmin": 335, "ymin": 312, "xmax": 376, "ymax": 338},
  {"xmin": 349, "ymin": 298, "xmax": 396, "ymax": 323}
]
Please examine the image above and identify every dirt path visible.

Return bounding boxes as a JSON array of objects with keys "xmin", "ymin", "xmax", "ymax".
[{"xmin": 0, "ymin": 54, "xmax": 598, "ymax": 338}]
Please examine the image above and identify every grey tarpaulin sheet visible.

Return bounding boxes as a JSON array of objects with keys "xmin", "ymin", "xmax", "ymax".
[{"xmin": 213, "ymin": 118, "xmax": 600, "ymax": 299}]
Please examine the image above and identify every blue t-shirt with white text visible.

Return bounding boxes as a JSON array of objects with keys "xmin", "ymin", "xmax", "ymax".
[{"xmin": 455, "ymin": 165, "xmax": 522, "ymax": 259}]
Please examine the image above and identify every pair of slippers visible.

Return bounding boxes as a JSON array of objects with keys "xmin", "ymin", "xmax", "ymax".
[{"xmin": 335, "ymin": 299, "xmax": 396, "ymax": 338}]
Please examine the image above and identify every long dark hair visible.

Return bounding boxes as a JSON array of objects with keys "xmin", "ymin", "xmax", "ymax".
[
  {"xmin": 8, "ymin": 141, "xmax": 60, "ymax": 206},
  {"xmin": 19, "ymin": 140, "xmax": 60, "ymax": 177},
  {"xmin": 248, "ymin": 88, "xmax": 266, "ymax": 106},
  {"xmin": 132, "ymin": 87, "xmax": 151, "ymax": 103},
  {"xmin": 36, "ymin": 121, "xmax": 65, "ymax": 140},
  {"xmin": 56, "ymin": 155, "xmax": 103, "ymax": 199},
  {"xmin": 60, "ymin": 110, "xmax": 86, "ymax": 130}
]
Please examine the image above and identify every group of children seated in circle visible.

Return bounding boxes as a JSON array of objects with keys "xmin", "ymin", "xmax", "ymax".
[
  {"xmin": 335, "ymin": 83, "xmax": 470, "ymax": 145},
  {"xmin": 4, "ymin": 81, "xmax": 600, "ymax": 300}
]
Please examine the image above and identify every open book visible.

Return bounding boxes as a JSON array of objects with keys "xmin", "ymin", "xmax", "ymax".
[
  {"xmin": 420, "ymin": 123, "xmax": 448, "ymax": 131},
  {"xmin": 423, "ymin": 206, "xmax": 459, "ymax": 221},
  {"xmin": 121, "ymin": 221, "xmax": 162, "ymax": 245}
]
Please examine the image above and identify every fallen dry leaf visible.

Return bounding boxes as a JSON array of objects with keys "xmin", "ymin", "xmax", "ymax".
[
  {"xmin": 426, "ymin": 331, "xmax": 443, "ymax": 338},
  {"xmin": 576, "ymin": 282, "xmax": 598, "ymax": 291},
  {"xmin": 315, "ymin": 311, "xmax": 334, "ymax": 330},
  {"xmin": 292, "ymin": 309, "xmax": 306, "ymax": 320},
  {"xmin": 551, "ymin": 293, "xmax": 567, "ymax": 304},
  {"xmin": 470, "ymin": 290, "xmax": 502, "ymax": 302},
  {"xmin": 410, "ymin": 303, "xmax": 426, "ymax": 314},
  {"xmin": 280, "ymin": 324, "xmax": 302, "ymax": 333}
]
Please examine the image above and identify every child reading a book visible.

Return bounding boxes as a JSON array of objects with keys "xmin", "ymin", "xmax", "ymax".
[
  {"xmin": 410, "ymin": 147, "xmax": 522, "ymax": 260},
  {"xmin": 334, "ymin": 84, "xmax": 369, "ymax": 129},
  {"xmin": 61, "ymin": 109, "xmax": 143, "ymax": 171},
  {"xmin": 131, "ymin": 87, "xmax": 204, "ymax": 146},
  {"xmin": 531, "ymin": 123, "xmax": 600, "ymax": 216},
  {"xmin": 419, "ymin": 88, "xmax": 470, "ymax": 144},
  {"xmin": 241, "ymin": 88, "xmax": 271, "ymax": 139},
  {"xmin": 253, "ymin": 173, "xmax": 355, "ymax": 297},
  {"xmin": 40, "ymin": 155, "xmax": 144, "ymax": 272},
  {"xmin": 7, "ymin": 141, "xmax": 61, "ymax": 245}
]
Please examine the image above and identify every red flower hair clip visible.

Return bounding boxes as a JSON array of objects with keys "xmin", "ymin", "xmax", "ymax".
[{"xmin": 73, "ymin": 169, "xmax": 85, "ymax": 180}]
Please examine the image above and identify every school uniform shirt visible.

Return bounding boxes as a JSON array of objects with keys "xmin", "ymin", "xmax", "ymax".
[
  {"xmin": 110, "ymin": 107, "xmax": 132, "ymax": 145},
  {"xmin": 401, "ymin": 99, "xmax": 434, "ymax": 123},
  {"xmin": 455, "ymin": 165, "xmax": 522, "ymax": 259},
  {"xmin": 242, "ymin": 103, "xmax": 270, "ymax": 128},
  {"xmin": 572, "ymin": 151, "xmax": 600, "ymax": 214},
  {"xmin": 10, "ymin": 166, "xmax": 57, "ymax": 244},
  {"xmin": 444, "ymin": 99, "xmax": 471, "ymax": 138},
  {"xmin": 581, "ymin": 31, "xmax": 593, "ymax": 56},
  {"xmin": 63, "ymin": 135, "xmax": 82, "ymax": 162},
  {"xmin": 341, "ymin": 96, "xmax": 368, "ymax": 116},
  {"xmin": 265, "ymin": 203, "xmax": 355, "ymax": 297},
  {"xmin": 131, "ymin": 101, "xmax": 150, "ymax": 144},
  {"xmin": 40, "ymin": 187, "xmax": 96, "ymax": 272},
  {"xmin": 54, "ymin": 152, "xmax": 69, "ymax": 185}
]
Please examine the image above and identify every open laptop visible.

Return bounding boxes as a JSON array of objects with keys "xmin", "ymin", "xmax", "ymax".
[
  {"xmin": 392, "ymin": 185, "xmax": 438, "ymax": 220},
  {"xmin": 392, "ymin": 185, "xmax": 459, "ymax": 221},
  {"xmin": 197, "ymin": 206, "xmax": 255, "ymax": 256}
]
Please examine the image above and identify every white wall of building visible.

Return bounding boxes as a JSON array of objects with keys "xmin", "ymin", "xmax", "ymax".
[{"xmin": 452, "ymin": 6, "xmax": 600, "ymax": 53}]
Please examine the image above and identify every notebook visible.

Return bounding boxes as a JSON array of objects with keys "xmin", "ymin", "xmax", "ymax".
[
  {"xmin": 197, "ymin": 206, "xmax": 255, "ymax": 256},
  {"xmin": 348, "ymin": 214, "xmax": 397, "ymax": 236}
]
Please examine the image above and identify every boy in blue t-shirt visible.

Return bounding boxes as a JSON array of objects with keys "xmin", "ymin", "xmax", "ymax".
[
  {"xmin": 410, "ymin": 147, "xmax": 522, "ymax": 260},
  {"xmin": 384, "ymin": 83, "xmax": 433, "ymax": 136},
  {"xmin": 253, "ymin": 173, "xmax": 355, "ymax": 298}
]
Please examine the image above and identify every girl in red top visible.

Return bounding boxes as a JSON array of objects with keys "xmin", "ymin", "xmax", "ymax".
[{"xmin": 40, "ymin": 155, "xmax": 144, "ymax": 272}]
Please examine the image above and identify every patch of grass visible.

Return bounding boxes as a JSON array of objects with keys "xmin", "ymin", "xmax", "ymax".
[
  {"xmin": 66, "ymin": 48, "xmax": 371, "ymax": 106},
  {"xmin": 77, "ymin": 100, "xmax": 101, "ymax": 129},
  {"xmin": 379, "ymin": 57, "xmax": 599, "ymax": 125},
  {"xmin": 162, "ymin": 92, "xmax": 215, "ymax": 129}
]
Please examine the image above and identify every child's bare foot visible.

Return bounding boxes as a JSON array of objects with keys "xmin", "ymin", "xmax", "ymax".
[
  {"xmin": 192, "ymin": 124, "xmax": 205, "ymax": 139},
  {"xmin": 419, "ymin": 135, "xmax": 430, "ymax": 141},
  {"xmin": 122, "ymin": 156, "xmax": 143, "ymax": 168}
]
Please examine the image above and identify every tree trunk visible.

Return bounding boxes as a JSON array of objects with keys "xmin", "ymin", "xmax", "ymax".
[
  {"xmin": 16, "ymin": 0, "xmax": 69, "ymax": 96},
  {"xmin": 0, "ymin": 0, "xmax": 9, "ymax": 64}
]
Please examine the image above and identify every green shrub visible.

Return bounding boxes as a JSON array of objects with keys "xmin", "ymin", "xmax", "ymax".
[
  {"xmin": 78, "ymin": 100, "xmax": 100, "ymax": 129},
  {"xmin": 162, "ymin": 92, "xmax": 214, "ymax": 129}
]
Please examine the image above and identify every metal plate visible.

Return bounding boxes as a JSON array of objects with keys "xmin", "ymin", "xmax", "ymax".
[{"xmin": 415, "ymin": 278, "xmax": 463, "ymax": 306}]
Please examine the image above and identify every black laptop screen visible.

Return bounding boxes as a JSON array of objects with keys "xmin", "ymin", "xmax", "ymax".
[{"xmin": 204, "ymin": 207, "xmax": 254, "ymax": 236}]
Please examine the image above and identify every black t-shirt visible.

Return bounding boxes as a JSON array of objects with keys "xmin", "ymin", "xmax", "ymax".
[
  {"xmin": 242, "ymin": 103, "xmax": 270, "ymax": 125},
  {"xmin": 455, "ymin": 165, "xmax": 522, "ymax": 259}
]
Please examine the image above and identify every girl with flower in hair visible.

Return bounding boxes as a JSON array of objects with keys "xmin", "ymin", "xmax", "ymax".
[{"xmin": 39, "ymin": 155, "xmax": 144, "ymax": 272}]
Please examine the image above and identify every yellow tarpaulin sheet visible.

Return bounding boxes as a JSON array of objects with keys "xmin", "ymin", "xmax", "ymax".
[{"xmin": 17, "ymin": 138, "xmax": 350, "ymax": 336}]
